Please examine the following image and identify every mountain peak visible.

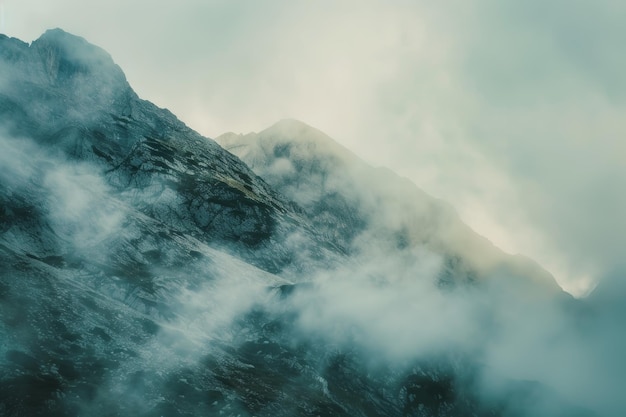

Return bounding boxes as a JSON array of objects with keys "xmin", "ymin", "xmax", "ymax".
[
  {"xmin": 29, "ymin": 28, "xmax": 127, "ymax": 89},
  {"xmin": 37, "ymin": 27, "xmax": 83, "ymax": 43},
  {"xmin": 218, "ymin": 120, "xmax": 355, "ymax": 163},
  {"xmin": 265, "ymin": 118, "xmax": 319, "ymax": 134},
  {"xmin": 0, "ymin": 28, "xmax": 136, "ymax": 129},
  {"xmin": 34, "ymin": 28, "xmax": 109, "ymax": 61},
  {"xmin": 242, "ymin": 118, "xmax": 359, "ymax": 166},
  {"xmin": 261, "ymin": 118, "xmax": 337, "ymax": 146}
]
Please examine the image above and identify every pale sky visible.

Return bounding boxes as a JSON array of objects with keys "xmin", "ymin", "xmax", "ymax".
[{"xmin": 3, "ymin": 0, "xmax": 625, "ymax": 296}]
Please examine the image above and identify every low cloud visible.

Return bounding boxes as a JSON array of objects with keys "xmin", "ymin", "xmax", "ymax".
[
  {"xmin": 258, "ymin": 246, "xmax": 626, "ymax": 416},
  {"xmin": 0, "ymin": 133, "xmax": 126, "ymax": 255},
  {"xmin": 43, "ymin": 163, "xmax": 126, "ymax": 250}
]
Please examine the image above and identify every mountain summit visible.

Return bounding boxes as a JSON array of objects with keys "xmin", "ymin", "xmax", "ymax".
[
  {"xmin": 1, "ymin": 29, "xmax": 134, "ymax": 128},
  {"xmin": 0, "ymin": 30, "xmax": 611, "ymax": 417}
]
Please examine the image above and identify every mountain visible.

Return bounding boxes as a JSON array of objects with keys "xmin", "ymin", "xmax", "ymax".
[
  {"xmin": 0, "ymin": 29, "xmax": 604, "ymax": 417},
  {"xmin": 217, "ymin": 119, "xmax": 563, "ymax": 295}
]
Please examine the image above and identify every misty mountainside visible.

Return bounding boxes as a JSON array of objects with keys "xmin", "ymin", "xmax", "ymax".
[
  {"xmin": 0, "ymin": 29, "xmax": 617, "ymax": 417},
  {"xmin": 217, "ymin": 120, "xmax": 564, "ymax": 295}
]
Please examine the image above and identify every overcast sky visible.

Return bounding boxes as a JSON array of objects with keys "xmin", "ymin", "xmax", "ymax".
[{"xmin": 3, "ymin": 0, "xmax": 625, "ymax": 296}]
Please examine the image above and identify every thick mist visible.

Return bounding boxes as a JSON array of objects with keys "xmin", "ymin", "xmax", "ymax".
[
  {"xmin": 0, "ymin": 133, "xmax": 127, "ymax": 257},
  {"xmin": 248, "ymin": 238, "xmax": 623, "ymax": 416},
  {"xmin": 145, "ymin": 228, "xmax": 624, "ymax": 416}
]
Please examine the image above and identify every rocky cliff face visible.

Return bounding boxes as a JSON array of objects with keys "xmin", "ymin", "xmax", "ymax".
[{"xmin": 0, "ymin": 30, "xmax": 601, "ymax": 417}]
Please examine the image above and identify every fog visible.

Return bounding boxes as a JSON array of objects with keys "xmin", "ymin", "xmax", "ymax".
[
  {"xmin": 0, "ymin": 133, "xmax": 127, "ymax": 259},
  {"xmin": 263, "ymin": 244, "xmax": 626, "ymax": 416}
]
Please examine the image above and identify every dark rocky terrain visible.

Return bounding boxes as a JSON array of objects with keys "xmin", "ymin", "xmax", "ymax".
[{"xmin": 0, "ymin": 29, "xmax": 609, "ymax": 416}]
